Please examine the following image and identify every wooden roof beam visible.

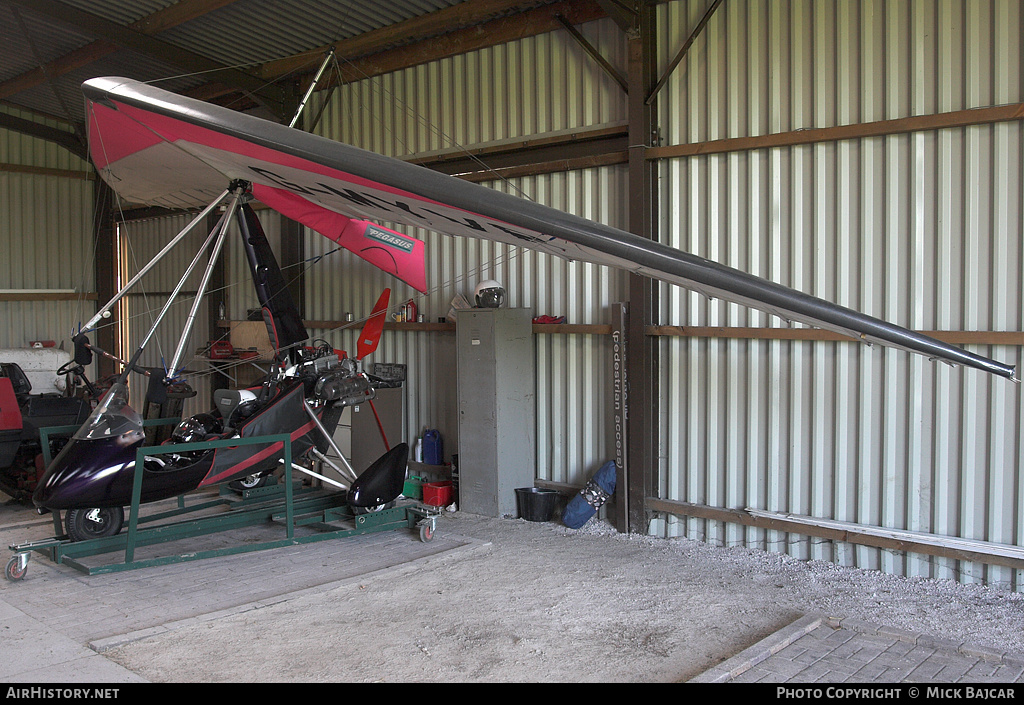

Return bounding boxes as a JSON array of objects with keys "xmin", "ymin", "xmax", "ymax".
[
  {"xmin": 259, "ymin": 0, "xmax": 607, "ymax": 85},
  {"xmin": 3, "ymin": 0, "xmax": 289, "ymax": 118},
  {"xmin": 0, "ymin": 0, "xmax": 242, "ymax": 101}
]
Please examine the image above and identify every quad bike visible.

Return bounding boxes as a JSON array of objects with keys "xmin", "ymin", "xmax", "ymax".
[{"xmin": 0, "ymin": 361, "xmax": 96, "ymax": 502}]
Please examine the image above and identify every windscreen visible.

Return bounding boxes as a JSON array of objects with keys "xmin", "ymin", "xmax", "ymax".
[{"xmin": 73, "ymin": 382, "xmax": 144, "ymax": 442}]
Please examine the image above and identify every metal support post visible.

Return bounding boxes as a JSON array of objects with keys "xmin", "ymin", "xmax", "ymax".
[{"xmin": 623, "ymin": 3, "xmax": 658, "ymax": 534}]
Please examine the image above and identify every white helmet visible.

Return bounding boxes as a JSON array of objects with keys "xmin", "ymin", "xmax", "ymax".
[{"xmin": 474, "ymin": 279, "xmax": 506, "ymax": 308}]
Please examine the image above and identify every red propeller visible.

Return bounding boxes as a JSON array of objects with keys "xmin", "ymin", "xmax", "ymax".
[
  {"xmin": 357, "ymin": 288, "xmax": 390, "ymax": 361},
  {"xmin": 356, "ymin": 288, "xmax": 393, "ymax": 450}
]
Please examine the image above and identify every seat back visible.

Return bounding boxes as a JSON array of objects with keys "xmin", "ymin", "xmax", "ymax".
[{"xmin": 0, "ymin": 377, "xmax": 23, "ymax": 431}]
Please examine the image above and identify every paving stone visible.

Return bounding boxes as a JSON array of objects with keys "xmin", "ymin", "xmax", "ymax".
[{"xmin": 691, "ymin": 615, "xmax": 1024, "ymax": 683}]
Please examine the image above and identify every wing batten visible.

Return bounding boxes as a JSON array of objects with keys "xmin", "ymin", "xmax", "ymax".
[{"xmin": 82, "ymin": 76, "xmax": 1016, "ymax": 380}]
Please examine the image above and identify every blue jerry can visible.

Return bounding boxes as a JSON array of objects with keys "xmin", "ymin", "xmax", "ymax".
[{"xmin": 422, "ymin": 429, "xmax": 443, "ymax": 465}]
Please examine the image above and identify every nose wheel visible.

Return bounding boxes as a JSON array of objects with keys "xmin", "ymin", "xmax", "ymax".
[{"xmin": 65, "ymin": 506, "xmax": 125, "ymax": 542}]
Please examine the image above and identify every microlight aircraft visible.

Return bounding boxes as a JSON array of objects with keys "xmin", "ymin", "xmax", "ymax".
[{"xmin": 32, "ymin": 76, "xmax": 1017, "ymax": 540}]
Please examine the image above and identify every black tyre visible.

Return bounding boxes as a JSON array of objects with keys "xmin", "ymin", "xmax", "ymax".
[
  {"xmin": 65, "ymin": 507, "xmax": 125, "ymax": 542},
  {"xmin": 351, "ymin": 500, "xmax": 395, "ymax": 515},
  {"xmin": 228, "ymin": 473, "xmax": 268, "ymax": 493}
]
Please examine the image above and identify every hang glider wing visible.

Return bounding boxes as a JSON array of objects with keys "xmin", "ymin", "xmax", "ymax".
[{"xmin": 83, "ymin": 76, "xmax": 1016, "ymax": 380}]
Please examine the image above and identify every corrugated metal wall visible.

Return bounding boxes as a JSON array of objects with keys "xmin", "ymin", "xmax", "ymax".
[
  {"xmin": 307, "ymin": 22, "xmax": 630, "ymax": 485},
  {"xmin": 653, "ymin": 0, "xmax": 1024, "ymax": 588},
  {"xmin": 303, "ymin": 0, "xmax": 1024, "ymax": 587},
  {"xmin": 0, "ymin": 107, "xmax": 95, "ymax": 362}
]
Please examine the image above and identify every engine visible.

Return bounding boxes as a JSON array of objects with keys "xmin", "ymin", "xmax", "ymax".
[
  {"xmin": 314, "ymin": 369, "xmax": 374, "ymax": 405},
  {"xmin": 291, "ymin": 345, "xmax": 375, "ymax": 407}
]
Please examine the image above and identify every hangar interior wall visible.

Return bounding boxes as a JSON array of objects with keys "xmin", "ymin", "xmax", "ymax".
[
  {"xmin": 301, "ymin": 0, "xmax": 1024, "ymax": 588},
  {"xmin": 0, "ymin": 106, "xmax": 95, "ymax": 364},
  {"xmin": 653, "ymin": 0, "xmax": 1024, "ymax": 588},
  {"xmin": 2, "ymin": 0, "xmax": 1022, "ymax": 589},
  {"xmin": 305, "ymin": 18, "xmax": 631, "ymax": 488}
]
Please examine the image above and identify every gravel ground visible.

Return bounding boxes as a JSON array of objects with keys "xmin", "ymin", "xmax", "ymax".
[{"xmin": 99, "ymin": 510, "xmax": 1024, "ymax": 683}]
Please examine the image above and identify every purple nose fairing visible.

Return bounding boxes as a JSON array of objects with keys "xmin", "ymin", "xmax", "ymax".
[
  {"xmin": 31, "ymin": 381, "xmax": 210, "ymax": 511},
  {"xmin": 32, "ymin": 435, "xmax": 209, "ymax": 510},
  {"xmin": 34, "ymin": 436, "xmax": 141, "ymax": 509},
  {"xmin": 30, "ymin": 364, "xmax": 409, "ymax": 515}
]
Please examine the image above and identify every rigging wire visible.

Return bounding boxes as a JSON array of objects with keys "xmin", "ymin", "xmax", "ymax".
[
  {"xmin": 328, "ymin": 50, "xmax": 536, "ymax": 203},
  {"xmin": 80, "ymin": 15, "xmax": 563, "ymax": 392},
  {"xmin": 316, "ymin": 49, "xmax": 531, "ymax": 313}
]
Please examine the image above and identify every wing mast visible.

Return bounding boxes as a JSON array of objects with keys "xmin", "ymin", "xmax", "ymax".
[
  {"xmin": 235, "ymin": 197, "xmax": 310, "ymax": 366},
  {"xmin": 74, "ymin": 179, "xmax": 310, "ymax": 389}
]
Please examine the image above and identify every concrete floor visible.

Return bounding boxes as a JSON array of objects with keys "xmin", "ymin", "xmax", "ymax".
[{"xmin": 3, "ymin": 492, "xmax": 1023, "ymax": 684}]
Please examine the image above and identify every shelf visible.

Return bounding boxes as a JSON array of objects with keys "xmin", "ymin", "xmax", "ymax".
[
  {"xmin": 383, "ymin": 321, "xmax": 455, "ymax": 332},
  {"xmin": 221, "ymin": 318, "xmax": 1024, "ymax": 345},
  {"xmin": 303, "ymin": 319, "xmax": 611, "ymax": 335}
]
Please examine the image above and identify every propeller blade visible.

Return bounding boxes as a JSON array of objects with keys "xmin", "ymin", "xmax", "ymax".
[{"xmin": 357, "ymin": 288, "xmax": 390, "ymax": 360}]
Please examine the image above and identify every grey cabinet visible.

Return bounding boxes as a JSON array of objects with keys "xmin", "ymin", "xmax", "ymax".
[
  {"xmin": 456, "ymin": 308, "xmax": 535, "ymax": 517},
  {"xmin": 351, "ymin": 386, "xmax": 404, "ymax": 473},
  {"xmin": 323, "ymin": 386, "xmax": 404, "ymax": 489}
]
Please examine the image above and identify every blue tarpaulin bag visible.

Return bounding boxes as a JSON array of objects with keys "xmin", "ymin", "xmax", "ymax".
[{"xmin": 562, "ymin": 460, "xmax": 617, "ymax": 529}]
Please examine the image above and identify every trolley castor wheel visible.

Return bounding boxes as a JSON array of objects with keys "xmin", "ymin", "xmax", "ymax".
[{"xmin": 5, "ymin": 554, "xmax": 28, "ymax": 582}]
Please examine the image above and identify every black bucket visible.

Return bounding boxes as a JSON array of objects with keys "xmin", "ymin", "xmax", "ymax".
[{"xmin": 515, "ymin": 487, "xmax": 559, "ymax": 522}]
